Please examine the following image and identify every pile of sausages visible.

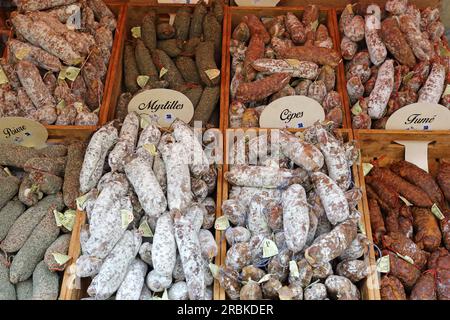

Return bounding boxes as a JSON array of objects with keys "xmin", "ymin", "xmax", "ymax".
[
  {"xmin": 367, "ymin": 160, "xmax": 450, "ymax": 300},
  {"xmin": 118, "ymin": 0, "xmax": 224, "ymax": 127},
  {"xmin": 0, "ymin": 0, "xmax": 117, "ymax": 125},
  {"xmin": 75, "ymin": 116, "xmax": 220, "ymax": 300},
  {"xmin": 219, "ymin": 123, "xmax": 369, "ymax": 300},
  {"xmin": 0, "ymin": 141, "xmax": 85, "ymax": 300},
  {"xmin": 229, "ymin": 6, "xmax": 345, "ymax": 128},
  {"xmin": 340, "ymin": 0, "xmax": 450, "ymax": 129}
]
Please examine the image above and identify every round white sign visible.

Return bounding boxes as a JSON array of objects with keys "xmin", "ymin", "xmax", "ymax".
[
  {"xmin": 128, "ymin": 89, "xmax": 194, "ymax": 127},
  {"xmin": 259, "ymin": 96, "xmax": 325, "ymax": 129},
  {"xmin": 0, "ymin": 117, "xmax": 48, "ymax": 148},
  {"xmin": 385, "ymin": 103, "xmax": 450, "ymax": 131}
]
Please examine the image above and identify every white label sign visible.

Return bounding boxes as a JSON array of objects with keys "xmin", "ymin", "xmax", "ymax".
[
  {"xmin": 259, "ymin": 96, "xmax": 325, "ymax": 129},
  {"xmin": 386, "ymin": 103, "xmax": 450, "ymax": 131},
  {"xmin": 0, "ymin": 117, "xmax": 48, "ymax": 148},
  {"xmin": 128, "ymin": 89, "xmax": 194, "ymax": 128},
  {"xmin": 235, "ymin": 0, "xmax": 280, "ymax": 6}
]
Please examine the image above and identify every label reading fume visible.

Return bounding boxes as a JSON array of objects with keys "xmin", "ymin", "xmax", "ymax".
[{"xmin": 386, "ymin": 103, "xmax": 450, "ymax": 130}]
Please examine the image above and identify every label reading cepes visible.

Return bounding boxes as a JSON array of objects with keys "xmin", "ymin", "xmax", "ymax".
[
  {"xmin": 128, "ymin": 89, "xmax": 194, "ymax": 127},
  {"xmin": 259, "ymin": 96, "xmax": 325, "ymax": 129}
]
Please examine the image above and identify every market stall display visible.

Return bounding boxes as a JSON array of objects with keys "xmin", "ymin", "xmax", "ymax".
[
  {"xmin": 338, "ymin": 0, "xmax": 450, "ymax": 129},
  {"xmin": 0, "ymin": 0, "xmax": 124, "ymax": 136},
  {"xmin": 226, "ymin": 6, "xmax": 348, "ymax": 129},
  {"xmin": 357, "ymin": 130, "xmax": 450, "ymax": 300},
  {"xmin": 0, "ymin": 141, "xmax": 85, "ymax": 300},
  {"xmin": 217, "ymin": 124, "xmax": 379, "ymax": 300}
]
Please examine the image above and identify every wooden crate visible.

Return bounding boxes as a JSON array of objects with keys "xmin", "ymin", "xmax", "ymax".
[
  {"xmin": 354, "ymin": 129, "xmax": 450, "ymax": 299},
  {"xmin": 2, "ymin": 3, "xmax": 126, "ymax": 138},
  {"xmin": 334, "ymin": 1, "xmax": 447, "ymax": 133},
  {"xmin": 106, "ymin": 2, "xmax": 227, "ymax": 130},
  {"xmin": 217, "ymin": 128, "xmax": 380, "ymax": 300},
  {"xmin": 223, "ymin": 6, "xmax": 352, "ymax": 130}
]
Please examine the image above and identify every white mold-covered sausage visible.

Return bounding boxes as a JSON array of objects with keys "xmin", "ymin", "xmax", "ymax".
[
  {"xmin": 367, "ymin": 59, "xmax": 394, "ymax": 119},
  {"xmin": 116, "ymin": 259, "xmax": 148, "ymax": 300},
  {"xmin": 152, "ymin": 212, "xmax": 177, "ymax": 278},
  {"xmin": 282, "ymin": 184, "xmax": 309, "ymax": 253},
  {"xmin": 108, "ymin": 112, "xmax": 139, "ymax": 172},
  {"xmin": 365, "ymin": 13, "xmax": 387, "ymax": 66},
  {"xmin": 418, "ymin": 63, "xmax": 445, "ymax": 104}
]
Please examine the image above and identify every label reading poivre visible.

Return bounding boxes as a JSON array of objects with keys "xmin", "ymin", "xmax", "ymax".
[
  {"xmin": 128, "ymin": 89, "xmax": 194, "ymax": 127},
  {"xmin": 0, "ymin": 117, "xmax": 48, "ymax": 148},
  {"xmin": 259, "ymin": 96, "xmax": 325, "ymax": 129},
  {"xmin": 386, "ymin": 103, "xmax": 450, "ymax": 130}
]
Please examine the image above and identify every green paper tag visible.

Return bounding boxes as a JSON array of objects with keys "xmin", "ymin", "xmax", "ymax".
[
  {"xmin": 0, "ymin": 66, "xmax": 9, "ymax": 85},
  {"xmin": 403, "ymin": 71, "xmax": 414, "ymax": 84},
  {"xmin": 214, "ymin": 216, "xmax": 230, "ymax": 231},
  {"xmin": 137, "ymin": 75, "xmax": 150, "ymax": 88},
  {"xmin": 76, "ymin": 193, "xmax": 90, "ymax": 211},
  {"xmin": 262, "ymin": 239, "xmax": 278, "ymax": 258},
  {"xmin": 310, "ymin": 20, "xmax": 319, "ymax": 32},
  {"xmin": 58, "ymin": 68, "xmax": 67, "ymax": 80},
  {"xmin": 131, "ymin": 26, "xmax": 141, "ymax": 39},
  {"xmin": 362, "ymin": 163, "xmax": 373, "ymax": 176},
  {"xmin": 351, "ymin": 101, "xmax": 362, "ymax": 116},
  {"xmin": 121, "ymin": 209, "xmax": 134, "ymax": 229},
  {"xmin": 358, "ymin": 219, "xmax": 366, "ymax": 236},
  {"xmin": 209, "ymin": 263, "xmax": 220, "ymax": 279},
  {"xmin": 54, "ymin": 209, "xmax": 76, "ymax": 231},
  {"xmin": 205, "ymin": 69, "xmax": 220, "ymax": 80},
  {"xmin": 431, "ymin": 203, "xmax": 444, "ymax": 220},
  {"xmin": 443, "ymin": 84, "xmax": 450, "ymax": 97},
  {"xmin": 52, "ymin": 253, "xmax": 71, "ymax": 266},
  {"xmin": 289, "ymin": 260, "xmax": 299, "ymax": 278},
  {"xmin": 377, "ymin": 255, "xmax": 390, "ymax": 273},
  {"xmin": 399, "ymin": 196, "xmax": 413, "ymax": 207},
  {"xmin": 56, "ymin": 100, "xmax": 66, "ymax": 111},
  {"xmin": 138, "ymin": 221, "xmax": 153, "ymax": 237}
]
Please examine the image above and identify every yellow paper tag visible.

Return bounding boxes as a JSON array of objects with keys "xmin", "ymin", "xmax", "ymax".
[
  {"xmin": 396, "ymin": 252, "xmax": 414, "ymax": 265},
  {"xmin": 143, "ymin": 143, "xmax": 158, "ymax": 156},
  {"xmin": 0, "ymin": 66, "xmax": 9, "ymax": 85},
  {"xmin": 214, "ymin": 216, "xmax": 230, "ymax": 231},
  {"xmin": 54, "ymin": 210, "xmax": 64, "ymax": 228},
  {"xmin": 159, "ymin": 67, "xmax": 168, "ymax": 78},
  {"xmin": 258, "ymin": 274, "xmax": 272, "ymax": 284},
  {"xmin": 289, "ymin": 260, "xmax": 299, "ymax": 278},
  {"xmin": 431, "ymin": 203, "xmax": 445, "ymax": 220},
  {"xmin": 351, "ymin": 100, "xmax": 362, "ymax": 116},
  {"xmin": 65, "ymin": 67, "xmax": 80, "ymax": 81},
  {"xmin": 204, "ymin": 69, "xmax": 220, "ymax": 80},
  {"xmin": 209, "ymin": 263, "xmax": 220, "ymax": 279},
  {"xmin": 376, "ymin": 255, "xmax": 390, "ymax": 273},
  {"xmin": 14, "ymin": 47, "xmax": 31, "ymax": 60},
  {"xmin": 443, "ymin": 84, "xmax": 450, "ymax": 97},
  {"xmin": 262, "ymin": 239, "xmax": 278, "ymax": 258},
  {"xmin": 52, "ymin": 253, "xmax": 71, "ymax": 266},
  {"xmin": 138, "ymin": 221, "xmax": 153, "ymax": 237},
  {"xmin": 399, "ymin": 196, "xmax": 413, "ymax": 207},
  {"xmin": 362, "ymin": 163, "xmax": 373, "ymax": 176},
  {"xmin": 137, "ymin": 75, "xmax": 150, "ymax": 88},
  {"xmin": 284, "ymin": 59, "xmax": 301, "ymax": 68},
  {"xmin": 61, "ymin": 209, "xmax": 76, "ymax": 231},
  {"xmin": 56, "ymin": 100, "xmax": 66, "ymax": 111},
  {"xmin": 346, "ymin": 4, "xmax": 353, "ymax": 15},
  {"xmin": 121, "ymin": 209, "xmax": 134, "ymax": 229},
  {"xmin": 403, "ymin": 71, "xmax": 414, "ymax": 84},
  {"xmin": 310, "ymin": 20, "xmax": 319, "ymax": 32},
  {"xmin": 58, "ymin": 68, "xmax": 67, "ymax": 80},
  {"xmin": 140, "ymin": 116, "xmax": 150, "ymax": 129},
  {"xmin": 74, "ymin": 102, "xmax": 84, "ymax": 113},
  {"xmin": 76, "ymin": 193, "xmax": 90, "ymax": 211},
  {"xmin": 131, "ymin": 26, "xmax": 141, "ymax": 38},
  {"xmin": 358, "ymin": 219, "xmax": 366, "ymax": 236}
]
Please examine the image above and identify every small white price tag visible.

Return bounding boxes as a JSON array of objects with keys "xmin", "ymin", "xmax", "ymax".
[
  {"xmin": 131, "ymin": 26, "xmax": 141, "ymax": 38},
  {"xmin": 362, "ymin": 163, "xmax": 373, "ymax": 176},
  {"xmin": 137, "ymin": 75, "xmax": 150, "ymax": 88},
  {"xmin": 138, "ymin": 221, "xmax": 153, "ymax": 238},
  {"xmin": 52, "ymin": 253, "xmax": 72, "ymax": 266},
  {"xmin": 258, "ymin": 274, "xmax": 272, "ymax": 284},
  {"xmin": 209, "ymin": 263, "xmax": 220, "ymax": 279},
  {"xmin": 76, "ymin": 193, "xmax": 90, "ymax": 211},
  {"xmin": 214, "ymin": 216, "xmax": 230, "ymax": 231},
  {"xmin": 376, "ymin": 255, "xmax": 390, "ymax": 273},
  {"xmin": 121, "ymin": 209, "xmax": 134, "ymax": 229},
  {"xmin": 204, "ymin": 69, "xmax": 220, "ymax": 80},
  {"xmin": 262, "ymin": 239, "xmax": 278, "ymax": 258},
  {"xmin": 396, "ymin": 252, "xmax": 414, "ymax": 265},
  {"xmin": 159, "ymin": 67, "xmax": 168, "ymax": 78},
  {"xmin": 431, "ymin": 203, "xmax": 445, "ymax": 220},
  {"xmin": 289, "ymin": 261, "xmax": 299, "ymax": 278},
  {"xmin": 143, "ymin": 144, "xmax": 158, "ymax": 156},
  {"xmin": 0, "ymin": 66, "xmax": 9, "ymax": 85},
  {"xmin": 399, "ymin": 196, "xmax": 413, "ymax": 207}
]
